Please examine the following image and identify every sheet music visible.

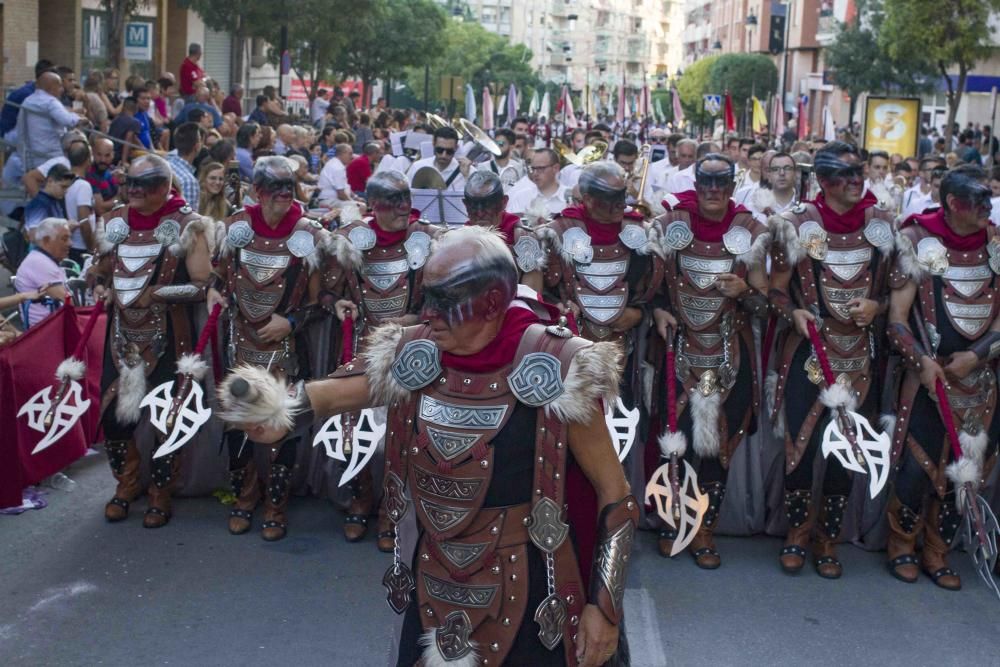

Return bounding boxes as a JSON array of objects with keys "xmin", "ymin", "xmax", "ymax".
[
  {"xmin": 412, "ymin": 189, "xmax": 467, "ymax": 227},
  {"xmin": 389, "ymin": 131, "xmax": 406, "ymax": 157}
]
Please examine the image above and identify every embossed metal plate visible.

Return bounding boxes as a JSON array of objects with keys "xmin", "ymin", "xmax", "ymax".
[
  {"xmin": 423, "ymin": 574, "xmax": 497, "ymax": 609},
  {"xmin": 425, "ymin": 426, "xmax": 482, "ymax": 461},
  {"xmin": 863, "ymin": 219, "xmax": 893, "ymax": 249},
  {"xmin": 419, "ymin": 395, "xmax": 507, "ymax": 429},
  {"xmin": 508, "ymin": 352, "xmax": 564, "ymax": 406},
  {"xmin": 404, "ymin": 231, "xmax": 432, "ymax": 269},
  {"xmin": 154, "ymin": 219, "xmax": 180, "ymax": 247},
  {"xmin": 286, "ymin": 229, "xmax": 315, "ymax": 257},
  {"xmin": 436, "ymin": 610, "xmax": 475, "ymax": 661},
  {"xmin": 348, "ymin": 224, "xmax": 376, "ymax": 250},
  {"xmin": 722, "ymin": 225, "xmax": 752, "ymax": 256},
  {"xmin": 513, "ymin": 234, "xmax": 544, "ymax": 273},
  {"xmin": 619, "ymin": 223, "xmax": 648, "ymax": 250},
  {"xmin": 391, "ymin": 339, "xmax": 442, "ymax": 390},
  {"xmin": 227, "ymin": 220, "xmax": 254, "ymax": 247},
  {"xmin": 663, "ymin": 220, "xmax": 693, "ymax": 250},
  {"xmin": 563, "ymin": 227, "xmax": 593, "ymax": 264},
  {"xmin": 105, "ymin": 217, "xmax": 130, "ymax": 245},
  {"xmin": 529, "ymin": 496, "xmax": 569, "ymax": 553},
  {"xmin": 534, "ymin": 594, "xmax": 567, "ymax": 651},
  {"xmin": 383, "ymin": 563, "xmax": 415, "ymax": 615}
]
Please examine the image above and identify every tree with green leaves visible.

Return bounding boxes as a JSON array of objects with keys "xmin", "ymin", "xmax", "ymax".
[
  {"xmin": 880, "ymin": 0, "xmax": 1000, "ymax": 145},
  {"xmin": 825, "ymin": 0, "xmax": 936, "ymax": 120},
  {"xmin": 403, "ymin": 19, "xmax": 540, "ymax": 113},
  {"xmin": 677, "ymin": 55, "xmax": 718, "ymax": 130},
  {"xmin": 340, "ymin": 0, "xmax": 447, "ymax": 105},
  {"xmin": 102, "ymin": 0, "xmax": 142, "ymax": 69},
  {"xmin": 707, "ymin": 53, "xmax": 778, "ymax": 120},
  {"xmin": 179, "ymin": 0, "xmax": 276, "ymax": 87}
]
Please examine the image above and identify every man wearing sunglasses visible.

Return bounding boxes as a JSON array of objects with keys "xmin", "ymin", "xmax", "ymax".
[
  {"xmin": 475, "ymin": 127, "xmax": 525, "ymax": 192},
  {"xmin": 405, "ymin": 126, "xmax": 466, "ymax": 192},
  {"xmin": 649, "ymin": 152, "xmax": 770, "ymax": 567},
  {"xmin": 87, "ymin": 154, "xmax": 213, "ymax": 528},
  {"xmin": 463, "ymin": 171, "xmax": 545, "ymax": 291},
  {"xmin": 768, "ymin": 141, "xmax": 896, "ymax": 578},
  {"xmin": 884, "ymin": 165, "xmax": 1000, "ymax": 591},
  {"xmin": 539, "ymin": 161, "xmax": 661, "ymax": 500},
  {"xmin": 323, "ymin": 169, "xmax": 443, "ymax": 550},
  {"xmin": 218, "ymin": 225, "xmax": 636, "ymax": 667},
  {"xmin": 206, "ymin": 156, "xmax": 328, "ymax": 541}
]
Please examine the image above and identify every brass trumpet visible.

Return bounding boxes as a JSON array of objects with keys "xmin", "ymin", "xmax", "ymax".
[{"xmin": 631, "ymin": 143, "xmax": 654, "ymax": 218}]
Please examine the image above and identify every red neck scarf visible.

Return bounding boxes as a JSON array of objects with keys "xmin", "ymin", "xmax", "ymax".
[
  {"xmin": 810, "ymin": 190, "xmax": 877, "ymax": 234},
  {"xmin": 466, "ymin": 211, "xmax": 521, "ymax": 245},
  {"xmin": 559, "ymin": 205, "xmax": 643, "ymax": 245},
  {"xmin": 901, "ymin": 206, "xmax": 987, "ymax": 251},
  {"xmin": 441, "ymin": 306, "xmax": 540, "ymax": 373},
  {"xmin": 246, "ymin": 201, "xmax": 303, "ymax": 238},
  {"xmin": 370, "ymin": 209, "xmax": 421, "ymax": 247},
  {"xmin": 128, "ymin": 195, "xmax": 188, "ymax": 231},
  {"xmin": 669, "ymin": 190, "xmax": 749, "ymax": 242}
]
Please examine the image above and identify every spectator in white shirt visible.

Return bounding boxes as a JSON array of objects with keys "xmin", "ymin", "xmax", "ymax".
[
  {"xmin": 310, "ymin": 89, "xmax": 331, "ymax": 126},
  {"xmin": 901, "ymin": 157, "xmax": 944, "ymax": 218},
  {"xmin": 318, "ymin": 143, "xmax": 353, "ymax": 204},
  {"xmin": 665, "ymin": 139, "xmax": 699, "ymax": 194},
  {"xmin": 406, "ymin": 126, "xmax": 466, "ymax": 192},
  {"xmin": 16, "ymin": 71, "xmax": 86, "ymax": 170},
  {"xmin": 864, "ymin": 149, "xmax": 891, "ymax": 191},
  {"xmin": 507, "ymin": 148, "xmax": 570, "ymax": 224},
  {"xmin": 15, "ymin": 218, "xmax": 70, "ymax": 327},
  {"xmin": 65, "ymin": 142, "xmax": 97, "ymax": 262},
  {"xmin": 733, "ymin": 144, "xmax": 766, "ymax": 206}
]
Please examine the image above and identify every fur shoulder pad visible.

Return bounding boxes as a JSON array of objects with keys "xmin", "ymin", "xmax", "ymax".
[
  {"xmin": 544, "ymin": 337, "xmax": 622, "ymax": 424},
  {"xmin": 359, "ymin": 323, "xmax": 411, "ymax": 405},
  {"xmin": 321, "ymin": 221, "xmax": 367, "ymax": 271},
  {"xmin": 171, "ymin": 212, "xmax": 215, "ymax": 258},
  {"xmin": 728, "ymin": 213, "xmax": 771, "ymax": 269},
  {"xmin": 893, "ymin": 225, "xmax": 933, "ymax": 283}
]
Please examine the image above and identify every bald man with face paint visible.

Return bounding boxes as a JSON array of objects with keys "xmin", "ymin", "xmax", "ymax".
[{"xmin": 218, "ymin": 226, "xmax": 637, "ymax": 667}]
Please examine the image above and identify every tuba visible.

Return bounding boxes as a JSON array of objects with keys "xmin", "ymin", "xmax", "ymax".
[
  {"xmin": 426, "ymin": 113, "xmax": 450, "ymax": 130},
  {"xmin": 456, "ymin": 118, "xmax": 502, "ymax": 163},
  {"xmin": 553, "ymin": 138, "xmax": 582, "ymax": 167},
  {"xmin": 576, "ymin": 140, "xmax": 608, "ymax": 165}
]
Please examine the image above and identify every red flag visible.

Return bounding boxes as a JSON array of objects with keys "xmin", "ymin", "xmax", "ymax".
[
  {"xmin": 0, "ymin": 305, "xmax": 106, "ymax": 508},
  {"xmin": 724, "ymin": 92, "xmax": 736, "ymax": 132}
]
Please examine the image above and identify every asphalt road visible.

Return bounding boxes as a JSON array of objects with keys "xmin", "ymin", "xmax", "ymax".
[{"xmin": 1, "ymin": 451, "xmax": 998, "ymax": 667}]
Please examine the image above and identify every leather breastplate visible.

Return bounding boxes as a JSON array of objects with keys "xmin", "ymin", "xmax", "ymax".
[
  {"xmin": 223, "ymin": 212, "xmax": 318, "ymax": 370},
  {"xmin": 361, "ymin": 244, "xmax": 413, "ymax": 325},
  {"xmin": 104, "ymin": 207, "xmax": 193, "ymax": 367},
  {"xmin": 554, "ymin": 220, "xmax": 650, "ymax": 340}
]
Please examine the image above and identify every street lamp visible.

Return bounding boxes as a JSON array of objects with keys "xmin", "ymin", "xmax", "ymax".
[
  {"xmin": 746, "ymin": 13, "xmax": 757, "ymax": 26},
  {"xmin": 712, "ymin": 39, "xmax": 722, "ymax": 50}
]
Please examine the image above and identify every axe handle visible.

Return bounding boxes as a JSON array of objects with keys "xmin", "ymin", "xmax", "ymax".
[
  {"xmin": 807, "ymin": 320, "xmax": 867, "ymax": 464},
  {"xmin": 933, "ymin": 379, "xmax": 966, "ymax": 462},
  {"xmin": 193, "ymin": 304, "xmax": 223, "ymax": 357},
  {"xmin": 341, "ymin": 315, "xmax": 354, "ymax": 365},
  {"xmin": 70, "ymin": 299, "xmax": 106, "ymax": 360},
  {"xmin": 665, "ymin": 327, "xmax": 678, "ymax": 434}
]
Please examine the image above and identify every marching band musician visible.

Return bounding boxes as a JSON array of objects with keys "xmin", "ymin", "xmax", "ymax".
[
  {"xmin": 406, "ymin": 126, "xmax": 466, "ymax": 192},
  {"xmin": 207, "ymin": 156, "xmax": 328, "ymax": 541},
  {"xmin": 649, "ymin": 153, "xmax": 770, "ymax": 567},
  {"xmin": 474, "ymin": 127, "xmax": 526, "ymax": 192},
  {"xmin": 88, "ymin": 154, "xmax": 214, "ymax": 527},
  {"xmin": 767, "ymin": 141, "xmax": 895, "ymax": 578}
]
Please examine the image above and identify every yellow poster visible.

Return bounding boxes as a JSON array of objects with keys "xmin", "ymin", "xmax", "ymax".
[{"xmin": 863, "ymin": 97, "xmax": 921, "ymax": 156}]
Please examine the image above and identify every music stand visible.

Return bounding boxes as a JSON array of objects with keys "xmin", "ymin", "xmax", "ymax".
[{"xmin": 412, "ymin": 190, "xmax": 467, "ymax": 227}]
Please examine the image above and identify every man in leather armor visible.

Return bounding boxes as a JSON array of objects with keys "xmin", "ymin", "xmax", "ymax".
[
  {"xmin": 767, "ymin": 141, "xmax": 895, "ymax": 578},
  {"xmin": 885, "ymin": 166, "xmax": 1000, "ymax": 590},
  {"xmin": 322, "ymin": 170, "xmax": 441, "ymax": 549},
  {"xmin": 206, "ymin": 156, "xmax": 328, "ymax": 541},
  {"xmin": 218, "ymin": 226, "xmax": 638, "ymax": 667},
  {"xmin": 463, "ymin": 170, "xmax": 545, "ymax": 291},
  {"xmin": 88, "ymin": 154, "xmax": 213, "ymax": 527},
  {"xmin": 537, "ymin": 161, "xmax": 661, "ymax": 506},
  {"xmin": 649, "ymin": 153, "xmax": 770, "ymax": 567}
]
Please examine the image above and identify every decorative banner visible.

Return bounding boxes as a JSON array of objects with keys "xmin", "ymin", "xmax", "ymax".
[
  {"xmin": 724, "ymin": 92, "xmax": 736, "ymax": 132},
  {"xmin": 703, "ymin": 94, "xmax": 722, "ymax": 116},
  {"xmin": 672, "ymin": 87, "xmax": 684, "ymax": 123},
  {"xmin": 752, "ymin": 96, "xmax": 768, "ymax": 135},
  {"xmin": 863, "ymin": 96, "xmax": 921, "ymax": 157},
  {"xmin": 464, "ymin": 84, "xmax": 477, "ymax": 123}
]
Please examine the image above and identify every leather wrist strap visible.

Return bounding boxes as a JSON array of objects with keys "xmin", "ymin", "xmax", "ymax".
[
  {"xmin": 887, "ymin": 322, "xmax": 927, "ymax": 371},
  {"xmin": 969, "ymin": 330, "xmax": 1000, "ymax": 361}
]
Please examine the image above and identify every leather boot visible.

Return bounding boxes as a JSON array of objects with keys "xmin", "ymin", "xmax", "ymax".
[
  {"xmin": 922, "ymin": 497, "xmax": 962, "ymax": 590},
  {"xmin": 376, "ymin": 501, "xmax": 395, "ymax": 553},
  {"xmin": 657, "ymin": 526, "xmax": 677, "ymax": 558},
  {"xmin": 227, "ymin": 461, "xmax": 261, "ymax": 535},
  {"xmin": 344, "ymin": 466, "xmax": 374, "ymax": 542},
  {"xmin": 690, "ymin": 481, "xmax": 724, "ymax": 569},
  {"xmin": 104, "ymin": 440, "xmax": 141, "ymax": 522},
  {"xmin": 261, "ymin": 463, "xmax": 292, "ymax": 541},
  {"xmin": 886, "ymin": 496, "xmax": 922, "ymax": 583},
  {"xmin": 143, "ymin": 453, "xmax": 182, "ymax": 528},
  {"xmin": 812, "ymin": 495, "xmax": 847, "ymax": 579},
  {"xmin": 779, "ymin": 489, "xmax": 813, "ymax": 573}
]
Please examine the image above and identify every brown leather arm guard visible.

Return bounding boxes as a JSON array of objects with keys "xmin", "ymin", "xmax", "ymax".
[
  {"xmin": 588, "ymin": 495, "xmax": 639, "ymax": 626},
  {"xmin": 969, "ymin": 330, "xmax": 1000, "ymax": 362},
  {"xmin": 887, "ymin": 322, "xmax": 927, "ymax": 371},
  {"xmin": 768, "ymin": 288, "xmax": 795, "ymax": 324},
  {"xmin": 151, "ymin": 284, "xmax": 206, "ymax": 303},
  {"xmin": 738, "ymin": 287, "xmax": 770, "ymax": 318}
]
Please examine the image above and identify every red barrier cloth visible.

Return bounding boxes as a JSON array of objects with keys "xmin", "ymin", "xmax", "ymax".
[{"xmin": 0, "ymin": 305, "xmax": 106, "ymax": 508}]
